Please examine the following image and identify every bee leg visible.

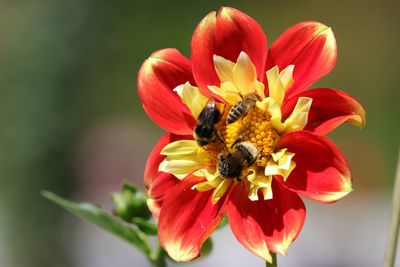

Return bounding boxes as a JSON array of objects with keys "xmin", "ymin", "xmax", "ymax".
[
  {"xmin": 230, "ymin": 132, "xmax": 248, "ymax": 148},
  {"xmin": 215, "ymin": 131, "xmax": 225, "ymax": 144}
]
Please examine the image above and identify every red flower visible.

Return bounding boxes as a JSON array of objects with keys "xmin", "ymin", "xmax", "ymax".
[{"xmin": 138, "ymin": 7, "xmax": 365, "ymax": 263}]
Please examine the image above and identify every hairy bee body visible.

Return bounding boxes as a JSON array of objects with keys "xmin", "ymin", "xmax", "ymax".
[
  {"xmin": 227, "ymin": 93, "xmax": 259, "ymax": 124},
  {"xmin": 218, "ymin": 141, "xmax": 258, "ymax": 180},
  {"xmin": 194, "ymin": 99, "xmax": 221, "ymax": 146}
]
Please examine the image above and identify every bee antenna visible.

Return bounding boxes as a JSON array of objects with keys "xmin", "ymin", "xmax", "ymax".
[{"xmin": 215, "ymin": 131, "xmax": 225, "ymax": 145}]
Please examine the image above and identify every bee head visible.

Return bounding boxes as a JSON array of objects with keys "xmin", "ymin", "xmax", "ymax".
[
  {"xmin": 217, "ymin": 153, "xmax": 242, "ymax": 179},
  {"xmin": 196, "ymin": 137, "xmax": 209, "ymax": 147}
]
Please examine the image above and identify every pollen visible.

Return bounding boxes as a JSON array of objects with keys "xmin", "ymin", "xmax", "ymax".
[{"xmin": 218, "ymin": 107, "xmax": 278, "ymax": 167}]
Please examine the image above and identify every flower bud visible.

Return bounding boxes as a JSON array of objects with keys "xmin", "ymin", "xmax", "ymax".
[{"xmin": 112, "ymin": 183, "xmax": 151, "ymax": 222}]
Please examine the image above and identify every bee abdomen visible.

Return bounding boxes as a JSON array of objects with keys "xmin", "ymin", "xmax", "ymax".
[{"xmin": 227, "ymin": 102, "xmax": 248, "ymax": 124}]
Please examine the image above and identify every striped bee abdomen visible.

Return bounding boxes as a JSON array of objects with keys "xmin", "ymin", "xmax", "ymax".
[
  {"xmin": 227, "ymin": 93, "xmax": 259, "ymax": 124},
  {"xmin": 227, "ymin": 102, "xmax": 248, "ymax": 124}
]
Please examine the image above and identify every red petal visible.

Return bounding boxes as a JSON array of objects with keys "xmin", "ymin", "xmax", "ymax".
[
  {"xmin": 147, "ymin": 172, "xmax": 179, "ymax": 218},
  {"xmin": 227, "ymin": 181, "xmax": 306, "ymax": 258},
  {"xmin": 158, "ymin": 175, "xmax": 228, "ymax": 261},
  {"xmin": 144, "ymin": 133, "xmax": 170, "ymax": 188},
  {"xmin": 265, "ymin": 21, "xmax": 337, "ymax": 98},
  {"xmin": 191, "ymin": 7, "xmax": 267, "ymax": 95},
  {"xmin": 138, "ymin": 48, "xmax": 196, "ymax": 135},
  {"xmin": 282, "ymin": 88, "xmax": 366, "ymax": 135},
  {"xmin": 277, "ymin": 131, "xmax": 352, "ymax": 203}
]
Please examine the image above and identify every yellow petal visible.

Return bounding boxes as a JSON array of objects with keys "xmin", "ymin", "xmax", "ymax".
[
  {"xmin": 192, "ymin": 169, "xmax": 220, "ymax": 190},
  {"xmin": 247, "ymin": 167, "xmax": 273, "ymax": 201},
  {"xmin": 174, "ymin": 82, "xmax": 209, "ymax": 119},
  {"xmin": 283, "ymin": 97, "xmax": 313, "ymax": 133},
  {"xmin": 208, "ymin": 82, "xmax": 241, "ymax": 105},
  {"xmin": 160, "ymin": 140, "xmax": 199, "ymax": 156},
  {"xmin": 160, "ymin": 140, "xmax": 209, "ymax": 179},
  {"xmin": 278, "ymin": 152, "xmax": 295, "ymax": 170},
  {"xmin": 280, "ymin": 161, "xmax": 296, "ymax": 181},
  {"xmin": 248, "ymin": 184, "xmax": 260, "ymax": 201},
  {"xmin": 265, "ymin": 149, "xmax": 297, "ymax": 181},
  {"xmin": 193, "ymin": 180, "xmax": 217, "ymax": 192},
  {"xmin": 264, "ymin": 162, "xmax": 280, "ymax": 177},
  {"xmin": 271, "ymin": 148, "xmax": 287, "ymax": 162},
  {"xmin": 233, "ymin": 51, "xmax": 257, "ymax": 95},
  {"xmin": 194, "ymin": 168, "xmax": 220, "ymax": 182},
  {"xmin": 261, "ymin": 186, "xmax": 273, "ymax": 200},
  {"xmin": 213, "ymin": 55, "xmax": 235, "ymax": 83},
  {"xmin": 255, "ymin": 81, "xmax": 266, "ymax": 100},
  {"xmin": 212, "ymin": 179, "xmax": 232, "ymax": 204},
  {"xmin": 159, "ymin": 158, "xmax": 204, "ymax": 180},
  {"xmin": 267, "ymin": 99, "xmax": 285, "ymax": 133},
  {"xmin": 266, "ymin": 66, "xmax": 285, "ymax": 105},
  {"xmin": 279, "ymin": 65, "xmax": 294, "ymax": 90}
]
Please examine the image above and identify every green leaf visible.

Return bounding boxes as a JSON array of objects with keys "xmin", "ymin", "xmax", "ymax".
[
  {"xmin": 42, "ymin": 191, "xmax": 152, "ymax": 255},
  {"xmin": 132, "ymin": 217, "xmax": 158, "ymax": 235}
]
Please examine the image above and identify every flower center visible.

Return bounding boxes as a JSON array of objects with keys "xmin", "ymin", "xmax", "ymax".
[{"xmin": 219, "ymin": 107, "xmax": 278, "ymax": 167}]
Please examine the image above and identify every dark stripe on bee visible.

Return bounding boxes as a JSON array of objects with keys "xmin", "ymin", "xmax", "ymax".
[{"xmin": 227, "ymin": 102, "xmax": 248, "ymax": 124}]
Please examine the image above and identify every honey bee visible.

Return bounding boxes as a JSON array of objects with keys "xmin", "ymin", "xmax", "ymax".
[
  {"xmin": 227, "ymin": 92, "xmax": 259, "ymax": 124},
  {"xmin": 194, "ymin": 98, "xmax": 223, "ymax": 146},
  {"xmin": 217, "ymin": 141, "xmax": 258, "ymax": 180}
]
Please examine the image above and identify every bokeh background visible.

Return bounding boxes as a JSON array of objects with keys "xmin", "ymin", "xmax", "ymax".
[{"xmin": 1, "ymin": 0, "xmax": 399, "ymax": 266}]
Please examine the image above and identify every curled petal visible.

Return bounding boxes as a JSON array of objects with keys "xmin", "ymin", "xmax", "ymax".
[
  {"xmin": 159, "ymin": 175, "xmax": 228, "ymax": 261},
  {"xmin": 282, "ymin": 88, "xmax": 366, "ymax": 135},
  {"xmin": 191, "ymin": 7, "xmax": 267, "ymax": 96},
  {"xmin": 147, "ymin": 173, "xmax": 179, "ymax": 218},
  {"xmin": 266, "ymin": 21, "xmax": 337, "ymax": 98},
  {"xmin": 227, "ymin": 181, "xmax": 306, "ymax": 261},
  {"xmin": 138, "ymin": 48, "xmax": 196, "ymax": 135},
  {"xmin": 277, "ymin": 131, "xmax": 353, "ymax": 203}
]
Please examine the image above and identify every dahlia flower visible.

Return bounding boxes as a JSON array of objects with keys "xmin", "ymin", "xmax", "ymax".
[{"xmin": 138, "ymin": 7, "xmax": 365, "ymax": 263}]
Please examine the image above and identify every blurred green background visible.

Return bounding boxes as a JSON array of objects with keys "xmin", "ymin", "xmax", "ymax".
[{"xmin": 0, "ymin": 0, "xmax": 399, "ymax": 266}]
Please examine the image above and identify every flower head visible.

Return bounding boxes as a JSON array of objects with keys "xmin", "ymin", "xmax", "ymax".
[{"xmin": 138, "ymin": 7, "xmax": 365, "ymax": 263}]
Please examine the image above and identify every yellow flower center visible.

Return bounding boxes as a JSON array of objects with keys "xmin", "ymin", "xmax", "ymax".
[{"xmin": 220, "ymin": 107, "xmax": 278, "ymax": 167}]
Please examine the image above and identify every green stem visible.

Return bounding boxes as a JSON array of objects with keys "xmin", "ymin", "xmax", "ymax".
[
  {"xmin": 266, "ymin": 252, "xmax": 277, "ymax": 267},
  {"xmin": 384, "ymin": 148, "xmax": 400, "ymax": 267}
]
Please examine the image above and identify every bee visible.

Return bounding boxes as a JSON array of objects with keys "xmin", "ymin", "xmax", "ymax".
[
  {"xmin": 217, "ymin": 141, "xmax": 258, "ymax": 180},
  {"xmin": 227, "ymin": 92, "xmax": 259, "ymax": 124},
  {"xmin": 194, "ymin": 98, "xmax": 223, "ymax": 146}
]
